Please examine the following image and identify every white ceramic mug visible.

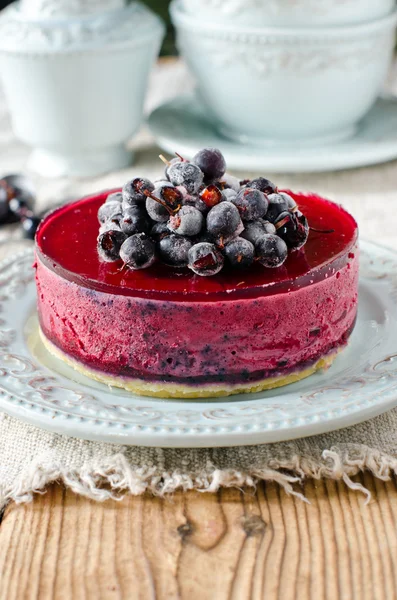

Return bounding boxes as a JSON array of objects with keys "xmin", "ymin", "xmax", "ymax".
[
  {"xmin": 171, "ymin": 1, "xmax": 397, "ymax": 145},
  {"xmin": 0, "ymin": 2, "xmax": 165, "ymax": 177},
  {"xmin": 180, "ymin": 0, "xmax": 396, "ymax": 27}
]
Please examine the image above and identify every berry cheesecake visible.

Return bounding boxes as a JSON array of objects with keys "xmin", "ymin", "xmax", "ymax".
[{"xmin": 35, "ymin": 148, "xmax": 358, "ymax": 398}]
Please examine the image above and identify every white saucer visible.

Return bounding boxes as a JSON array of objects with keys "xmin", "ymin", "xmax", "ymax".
[
  {"xmin": 148, "ymin": 94, "xmax": 397, "ymax": 173},
  {"xmin": 1, "ymin": 243, "xmax": 397, "ymax": 447}
]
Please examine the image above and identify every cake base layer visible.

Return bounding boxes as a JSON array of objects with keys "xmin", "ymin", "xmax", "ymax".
[{"xmin": 40, "ymin": 328, "xmax": 338, "ymax": 399}]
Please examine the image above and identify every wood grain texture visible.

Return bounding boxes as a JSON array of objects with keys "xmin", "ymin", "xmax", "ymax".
[{"xmin": 1, "ymin": 476, "xmax": 397, "ymax": 599}]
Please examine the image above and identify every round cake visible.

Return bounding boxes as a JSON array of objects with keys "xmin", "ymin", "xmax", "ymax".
[{"xmin": 35, "ymin": 186, "xmax": 358, "ymax": 399}]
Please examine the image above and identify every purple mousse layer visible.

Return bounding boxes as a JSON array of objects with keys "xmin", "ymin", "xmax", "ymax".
[{"xmin": 35, "ymin": 247, "xmax": 358, "ymax": 386}]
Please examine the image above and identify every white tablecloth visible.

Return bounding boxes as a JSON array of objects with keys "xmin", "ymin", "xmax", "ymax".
[{"xmin": 1, "ymin": 58, "xmax": 397, "ymax": 250}]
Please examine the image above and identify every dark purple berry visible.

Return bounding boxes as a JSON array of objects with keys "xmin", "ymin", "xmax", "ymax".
[
  {"xmin": 158, "ymin": 234, "xmax": 192, "ymax": 267},
  {"xmin": 192, "ymin": 148, "xmax": 226, "ymax": 182},
  {"xmin": 123, "ymin": 178, "xmax": 154, "ymax": 205},
  {"xmin": 225, "ymin": 237, "xmax": 254, "ymax": 269},
  {"xmin": 120, "ymin": 233, "xmax": 156, "ymax": 270},
  {"xmin": 206, "ymin": 202, "xmax": 243, "ymax": 244},
  {"xmin": 196, "ymin": 230, "xmax": 215, "ymax": 244},
  {"xmin": 0, "ymin": 182, "xmax": 9, "ymax": 222},
  {"xmin": 279, "ymin": 191, "xmax": 298, "ymax": 212},
  {"xmin": 22, "ymin": 215, "xmax": 41, "ymax": 240},
  {"xmin": 247, "ymin": 177, "xmax": 277, "ymax": 195},
  {"xmin": 150, "ymin": 185, "xmax": 183, "ymax": 214},
  {"xmin": 120, "ymin": 206, "xmax": 151, "ymax": 236},
  {"xmin": 9, "ymin": 196, "xmax": 34, "ymax": 219},
  {"xmin": 188, "ymin": 242, "xmax": 224, "ymax": 276},
  {"xmin": 150, "ymin": 222, "xmax": 171, "ymax": 241},
  {"xmin": 97, "ymin": 230, "xmax": 126, "ymax": 262},
  {"xmin": 168, "ymin": 205, "xmax": 203, "ymax": 236},
  {"xmin": 146, "ymin": 196, "xmax": 169, "ymax": 222},
  {"xmin": 106, "ymin": 192, "xmax": 123, "ymax": 204},
  {"xmin": 165, "ymin": 156, "xmax": 186, "ymax": 180},
  {"xmin": 99, "ymin": 220, "xmax": 122, "ymax": 234},
  {"xmin": 154, "ymin": 178, "xmax": 171, "ymax": 188},
  {"xmin": 219, "ymin": 173, "xmax": 240, "ymax": 192},
  {"xmin": 241, "ymin": 220, "xmax": 276, "ymax": 246},
  {"xmin": 256, "ymin": 234, "xmax": 288, "ymax": 268},
  {"xmin": 182, "ymin": 194, "xmax": 208, "ymax": 214},
  {"xmin": 167, "ymin": 162, "xmax": 204, "ymax": 194},
  {"xmin": 232, "ymin": 188, "xmax": 268, "ymax": 221},
  {"xmin": 275, "ymin": 210, "xmax": 309, "ymax": 250},
  {"xmin": 98, "ymin": 201, "xmax": 122, "ymax": 225},
  {"xmin": 0, "ymin": 174, "xmax": 35, "ymax": 224},
  {"xmin": 222, "ymin": 189, "xmax": 237, "ymax": 202},
  {"xmin": 266, "ymin": 193, "xmax": 289, "ymax": 223},
  {"xmin": 200, "ymin": 184, "xmax": 223, "ymax": 208}
]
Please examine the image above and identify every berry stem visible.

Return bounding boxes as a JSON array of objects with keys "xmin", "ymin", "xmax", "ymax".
[
  {"xmin": 144, "ymin": 190, "xmax": 176, "ymax": 215},
  {"xmin": 159, "ymin": 154, "xmax": 171, "ymax": 167},
  {"xmin": 310, "ymin": 227, "xmax": 335, "ymax": 234},
  {"xmin": 275, "ymin": 215, "xmax": 290, "ymax": 230},
  {"xmin": 175, "ymin": 152, "xmax": 186, "ymax": 162}
]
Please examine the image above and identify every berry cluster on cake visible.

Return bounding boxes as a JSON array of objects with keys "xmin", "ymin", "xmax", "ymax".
[
  {"xmin": 97, "ymin": 148, "xmax": 309, "ymax": 276},
  {"xmin": 35, "ymin": 148, "xmax": 359, "ymax": 399}
]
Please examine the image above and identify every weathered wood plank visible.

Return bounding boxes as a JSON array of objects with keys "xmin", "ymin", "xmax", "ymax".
[{"xmin": 0, "ymin": 476, "xmax": 397, "ymax": 600}]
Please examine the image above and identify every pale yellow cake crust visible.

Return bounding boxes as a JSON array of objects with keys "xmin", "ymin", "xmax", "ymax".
[{"xmin": 40, "ymin": 328, "xmax": 338, "ymax": 399}]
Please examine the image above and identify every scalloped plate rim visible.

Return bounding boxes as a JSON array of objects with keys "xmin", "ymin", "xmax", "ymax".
[{"xmin": 0, "ymin": 241, "xmax": 396, "ymax": 447}]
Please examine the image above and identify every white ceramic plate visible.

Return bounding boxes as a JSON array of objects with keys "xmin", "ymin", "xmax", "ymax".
[
  {"xmin": 148, "ymin": 94, "xmax": 397, "ymax": 173},
  {"xmin": 1, "ymin": 242, "xmax": 397, "ymax": 447}
]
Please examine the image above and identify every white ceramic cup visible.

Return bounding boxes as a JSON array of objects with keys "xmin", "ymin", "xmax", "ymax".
[
  {"xmin": 180, "ymin": 0, "xmax": 396, "ymax": 27},
  {"xmin": 171, "ymin": 1, "xmax": 397, "ymax": 145},
  {"xmin": 0, "ymin": 2, "xmax": 164, "ymax": 177}
]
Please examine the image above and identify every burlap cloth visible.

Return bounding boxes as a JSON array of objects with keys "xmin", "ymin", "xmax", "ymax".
[{"xmin": 1, "ymin": 60, "xmax": 397, "ymax": 510}]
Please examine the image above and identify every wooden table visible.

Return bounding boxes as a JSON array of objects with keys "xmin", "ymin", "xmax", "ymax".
[{"xmin": 1, "ymin": 474, "xmax": 397, "ymax": 599}]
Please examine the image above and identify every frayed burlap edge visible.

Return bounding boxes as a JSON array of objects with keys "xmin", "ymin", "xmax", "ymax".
[{"xmin": 1, "ymin": 445, "xmax": 397, "ymax": 511}]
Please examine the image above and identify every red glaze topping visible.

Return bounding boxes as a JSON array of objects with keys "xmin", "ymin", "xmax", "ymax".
[{"xmin": 36, "ymin": 190, "xmax": 358, "ymax": 301}]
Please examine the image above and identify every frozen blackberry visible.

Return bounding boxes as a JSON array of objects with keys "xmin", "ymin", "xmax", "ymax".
[
  {"xmin": 120, "ymin": 233, "xmax": 156, "ymax": 270},
  {"xmin": 219, "ymin": 173, "xmax": 240, "ymax": 193},
  {"xmin": 150, "ymin": 185, "xmax": 183, "ymax": 214},
  {"xmin": 182, "ymin": 193, "xmax": 208, "ymax": 214},
  {"xmin": 206, "ymin": 202, "xmax": 243, "ymax": 244},
  {"xmin": 275, "ymin": 210, "xmax": 309, "ymax": 250},
  {"xmin": 164, "ymin": 156, "xmax": 186, "ymax": 180},
  {"xmin": 266, "ymin": 193, "xmax": 289, "ymax": 223},
  {"xmin": 105, "ymin": 192, "xmax": 123, "ymax": 204},
  {"xmin": 188, "ymin": 242, "xmax": 224, "ymax": 276},
  {"xmin": 150, "ymin": 222, "xmax": 171, "ymax": 242},
  {"xmin": 222, "ymin": 188, "xmax": 237, "ymax": 202},
  {"xmin": 247, "ymin": 177, "xmax": 277, "ymax": 195},
  {"xmin": 278, "ymin": 191, "xmax": 298, "ymax": 212},
  {"xmin": 123, "ymin": 178, "xmax": 154, "ymax": 206},
  {"xmin": 192, "ymin": 148, "xmax": 226, "ymax": 182},
  {"xmin": 120, "ymin": 206, "xmax": 151, "ymax": 236},
  {"xmin": 97, "ymin": 201, "xmax": 121, "ymax": 225},
  {"xmin": 158, "ymin": 234, "xmax": 192, "ymax": 267},
  {"xmin": 256, "ymin": 234, "xmax": 288, "ymax": 268},
  {"xmin": 97, "ymin": 230, "xmax": 126, "ymax": 262},
  {"xmin": 146, "ymin": 196, "xmax": 169, "ymax": 222},
  {"xmin": 241, "ymin": 220, "xmax": 276, "ymax": 246},
  {"xmin": 225, "ymin": 237, "xmax": 255, "ymax": 269},
  {"xmin": 168, "ymin": 205, "xmax": 204, "ymax": 236},
  {"xmin": 99, "ymin": 220, "xmax": 122, "ymax": 234},
  {"xmin": 167, "ymin": 162, "xmax": 204, "ymax": 194},
  {"xmin": 232, "ymin": 188, "xmax": 268, "ymax": 221}
]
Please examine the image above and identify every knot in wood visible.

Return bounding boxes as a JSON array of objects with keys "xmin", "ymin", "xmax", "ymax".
[{"xmin": 242, "ymin": 515, "xmax": 267, "ymax": 537}]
